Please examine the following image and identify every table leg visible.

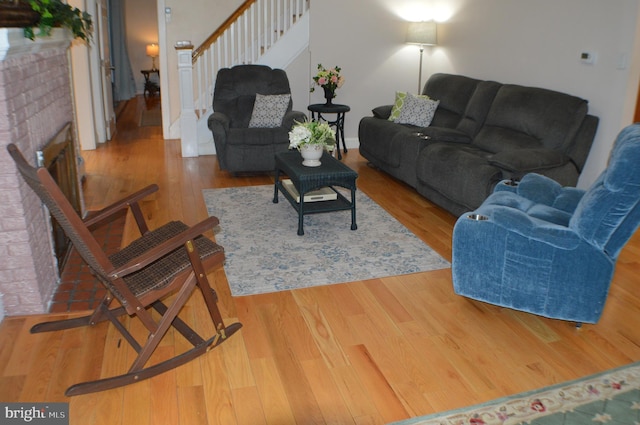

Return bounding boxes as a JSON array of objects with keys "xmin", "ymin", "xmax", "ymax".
[
  {"xmin": 298, "ymin": 199, "xmax": 305, "ymax": 235},
  {"xmin": 336, "ymin": 112, "xmax": 345, "ymax": 159},
  {"xmin": 350, "ymin": 187, "xmax": 357, "ymax": 230},
  {"xmin": 273, "ymin": 170, "xmax": 280, "ymax": 203}
]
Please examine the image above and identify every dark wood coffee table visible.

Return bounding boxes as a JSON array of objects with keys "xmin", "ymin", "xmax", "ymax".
[{"xmin": 273, "ymin": 150, "xmax": 358, "ymax": 235}]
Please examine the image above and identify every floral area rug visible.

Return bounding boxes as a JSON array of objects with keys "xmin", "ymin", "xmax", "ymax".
[
  {"xmin": 202, "ymin": 185, "xmax": 449, "ymax": 296},
  {"xmin": 388, "ymin": 361, "xmax": 640, "ymax": 425}
]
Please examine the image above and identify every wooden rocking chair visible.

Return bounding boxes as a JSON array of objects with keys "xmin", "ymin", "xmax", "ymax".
[{"xmin": 7, "ymin": 143, "xmax": 242, "ymax": 396}]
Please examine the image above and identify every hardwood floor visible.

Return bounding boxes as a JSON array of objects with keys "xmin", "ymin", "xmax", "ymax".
[{"xmin": 2, "ymin": 95, "xmax": 640, "ymax": 424}]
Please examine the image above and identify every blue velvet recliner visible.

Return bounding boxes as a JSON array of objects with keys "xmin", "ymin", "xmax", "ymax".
[{"xmin": 452, "ymin": 124, "xmax": 640, "ymax": 324}]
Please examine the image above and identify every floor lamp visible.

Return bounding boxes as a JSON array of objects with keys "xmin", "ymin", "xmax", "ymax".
[{"xmin": 406, "ymin": 22, "xmax": 437, "ymax": 94}]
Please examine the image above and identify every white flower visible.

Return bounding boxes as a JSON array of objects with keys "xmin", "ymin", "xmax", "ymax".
[
  {"xmin": 288, "ymin": 125, "xmax": 312, "ymax": 149},
  {"xmin": 288, "ymin": 120, "xmax": 336, "ymax": 151}
]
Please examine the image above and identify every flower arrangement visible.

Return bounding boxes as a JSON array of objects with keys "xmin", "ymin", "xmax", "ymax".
[
  {"xmin": 288, "ymin": 120, "xmax": 336, "ymax": 151},
  {"xmin": 310, "ymin": 64, "xmax": 345, "ymax": 100}
]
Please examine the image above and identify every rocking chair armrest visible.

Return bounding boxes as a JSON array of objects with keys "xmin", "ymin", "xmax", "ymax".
[
  {"xmin": 107, "ymin": 215, "xmax": 221, "ymax": 279},
  {"xmin": 84, "ymin": 184, "xmax": 160, "ymax": 228}
]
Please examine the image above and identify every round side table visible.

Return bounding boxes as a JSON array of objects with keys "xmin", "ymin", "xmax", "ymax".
[{"xmin": 308, "ymin": 103, "xmax": 350, "ymax": 160}]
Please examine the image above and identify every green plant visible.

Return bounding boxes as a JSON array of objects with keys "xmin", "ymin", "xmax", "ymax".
[{"xmin": 24, "ymin": 0, "xmax": 92, "ymax": 41}]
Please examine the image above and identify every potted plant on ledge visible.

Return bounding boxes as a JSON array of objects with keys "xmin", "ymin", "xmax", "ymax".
[{"xmin": 0, "ymin": 0, "xmax": 92, "ymax": 41}]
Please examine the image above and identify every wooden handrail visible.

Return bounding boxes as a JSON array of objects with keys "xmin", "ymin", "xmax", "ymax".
[{"xmin": 192, "ymin": 0, "xmax": 257, "ymax": 63}]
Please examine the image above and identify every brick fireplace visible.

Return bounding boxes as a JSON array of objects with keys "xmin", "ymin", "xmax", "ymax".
[{"xmin": 0, "ymin": 29, "xmax": 81, "ymax": 318}]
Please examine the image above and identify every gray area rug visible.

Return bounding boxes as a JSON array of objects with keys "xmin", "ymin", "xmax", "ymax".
[{"xmin": 202, "ymin": 185, "xmax": 449, "ymax": 296}]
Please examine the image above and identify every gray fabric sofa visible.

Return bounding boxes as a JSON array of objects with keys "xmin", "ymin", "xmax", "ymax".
[{"xmin": 358, "ymin": 73, "xmax": 599, "ymax": 216}]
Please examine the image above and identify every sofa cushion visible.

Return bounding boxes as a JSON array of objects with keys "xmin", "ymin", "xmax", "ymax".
[
  {"xmin": 248, "ymin": 93, "xmax": 291, "ymax": 128},
  {"xmin": 455, "ymin": 80, "xmax": 501, "ymax": 137},
  {"xmin": 474, "ymin": 85, "xmax": 588, "ymax": 153},
  {"xmin": 417, "ymin": 143, "xmax": 503, "ymax": 209},
  {"xmin": 358, "ymin": 117, "xmax": 416, "ymax": 168},
  {"xmin": 388, "ymin": 92, "xmax": 431, "ymax": 121},
  {"xmin": 489, "ymin": 148, "xmax": 570, "ymax": 173},
  {"xmin": 424, "ymin": 73, "xmax": 483, "ymax": 129},
  {"xmin": 395, "ymin": 94, "xmax": 440, "ymax": 127}
]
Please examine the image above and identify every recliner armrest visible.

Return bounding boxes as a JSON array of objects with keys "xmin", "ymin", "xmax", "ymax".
[
  {"xmin": 208, "ymin": 111, "xmax": 230, "ymax": 131},
  {"xmin": 282, "ymin": 110, "xmax": 307, "ymax": 129}
]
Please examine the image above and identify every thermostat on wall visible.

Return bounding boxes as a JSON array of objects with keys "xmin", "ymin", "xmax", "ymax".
[{"xmin": 580, "ymin": 51, "xmax": 596, "ymax": 65}]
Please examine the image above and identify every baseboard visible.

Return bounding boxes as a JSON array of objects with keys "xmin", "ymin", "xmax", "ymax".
[{"xmin": 345, "ymin": 137, "xmax": 360, "ymax": 149}]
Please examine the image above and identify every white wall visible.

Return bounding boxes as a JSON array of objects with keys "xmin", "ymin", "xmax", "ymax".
[
  {"xmin": 125, "ymin": 0, "xmax": 159, "ymax": 93},
  {"xmin": 302, "ymin": 0, "xmax": 640, "ymax": 188},
  {"xmin": 161, "ymin": 0, "xmax": 640, "ymax": 188},
  {"xmin": 162, "ymin": 0, "xmax": 245, "ymax": 132}
]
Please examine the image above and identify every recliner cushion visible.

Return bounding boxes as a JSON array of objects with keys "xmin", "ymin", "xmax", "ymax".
[
  {"xmin": 248, "ymin": 93, "xmax": 291, "ymax": 128},
  {"xmin": 226, "ymin": 127, "xmax": 287, "ymax": 146}
]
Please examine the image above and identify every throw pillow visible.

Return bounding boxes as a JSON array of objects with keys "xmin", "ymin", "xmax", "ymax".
[
  {"xmin": 395, "ymin": 93, "xmax": 440, "ymax": 127},
  {"xmin": 388, "ymin": 91, "xmax": 430, "ymax": 122},
  {"xmin": 248, "ymin": 93, "xmax": 291, "ymax": 128}
]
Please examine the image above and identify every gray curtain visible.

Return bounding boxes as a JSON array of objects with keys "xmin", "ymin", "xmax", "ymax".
[{"xmin": 109, "ymin": 0, "xmax": 137, "ymax": 101}]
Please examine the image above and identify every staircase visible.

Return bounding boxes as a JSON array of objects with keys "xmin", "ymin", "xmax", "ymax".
[{"xmin": 176, "ymin": 0, "xmax": 310, "ymax": 157}]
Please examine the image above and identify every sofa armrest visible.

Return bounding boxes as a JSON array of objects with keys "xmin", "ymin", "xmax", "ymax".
[
  {"xmin": 489, "ymin": 148, "xmax": 570, "ymax": 173},
  {"xmin": 372, "ymin": 105, "xmax": 393, "ymax": 119}
]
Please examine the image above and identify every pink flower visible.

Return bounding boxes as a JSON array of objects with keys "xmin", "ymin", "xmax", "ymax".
[
  {"xmin": 317, "ymin": 77, "xmax": 327, "ymax": 85},
  {"xmin": 330, "ymin": 75, "xmax": 338, "ymax": 84},
  {"xmin": 530, "ymin": 400, "xmax": 546, "ymax": 412}
]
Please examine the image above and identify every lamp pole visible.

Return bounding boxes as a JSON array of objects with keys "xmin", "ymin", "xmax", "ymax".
[
  {"xmin": 418, "ymin": 45, "xmax": 424, "ymax": 94},
  {"xmin": 405, "ymin": 21, "xmax": 437, "ymax": 94}
]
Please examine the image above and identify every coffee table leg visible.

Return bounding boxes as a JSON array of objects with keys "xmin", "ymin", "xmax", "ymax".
[
  {"xmin": 298, "ymin": 199, "xmax": 305, "ymax": 235},
  {"xmin": 273, "ymin": 170, "xmax": 280, "ymax": 203},
  {"xmin": 350, "ymin": 187, "xmax": 357, "ymax": 230}
]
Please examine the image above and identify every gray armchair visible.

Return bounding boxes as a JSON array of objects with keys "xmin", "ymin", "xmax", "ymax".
[{"xmin": 207, "ymin": 65, "xmax": 306, "ymax": 173}]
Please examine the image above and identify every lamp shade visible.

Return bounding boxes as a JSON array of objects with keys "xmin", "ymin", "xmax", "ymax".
[
  {"xmin": 146, "ymin": 43, "xmax": 159, "ymax": 57},
  {"xmin": 406, "ymin": 21, "xmax": 437, "ymax": 46}
]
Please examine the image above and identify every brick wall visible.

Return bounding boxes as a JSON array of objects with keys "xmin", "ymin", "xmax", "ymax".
[{"xmin": 0, "ymin": 36, "xmax": 74, "ymax": 316}]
